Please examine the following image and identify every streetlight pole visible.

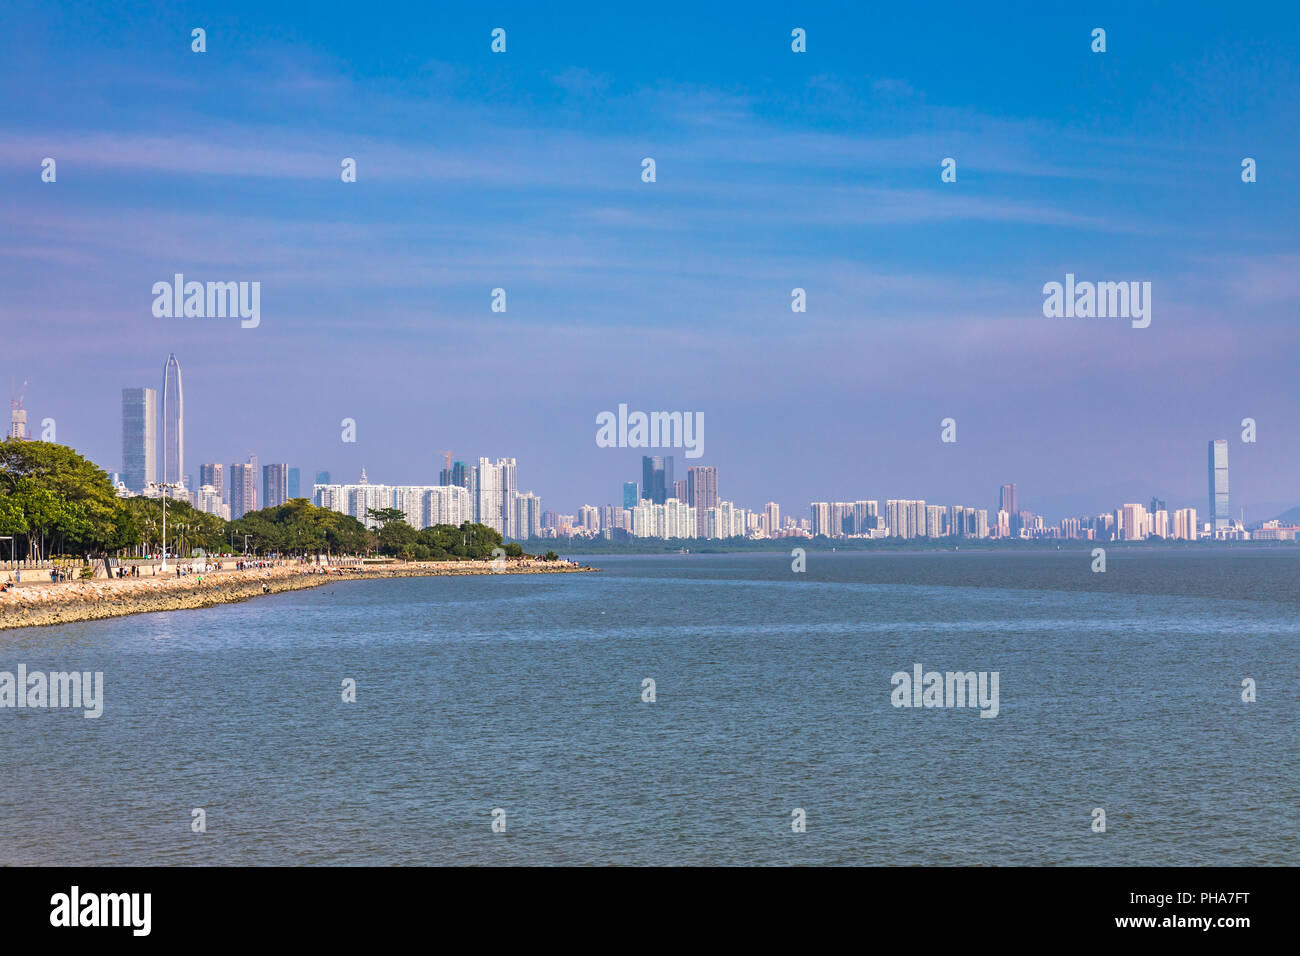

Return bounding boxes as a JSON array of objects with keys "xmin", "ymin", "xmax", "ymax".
[{"xmin": 146, "ymin": 481, "xmax": 184, "ymax": 572}]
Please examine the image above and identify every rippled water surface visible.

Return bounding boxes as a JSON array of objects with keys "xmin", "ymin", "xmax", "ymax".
[{"xmin": 1, "ymin": 550, "xmax": 1296, "ymax": 865}]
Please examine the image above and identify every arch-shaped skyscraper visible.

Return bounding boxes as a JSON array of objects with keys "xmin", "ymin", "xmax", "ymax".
[{"xmin": 162, "ymin": 353, "xmax": 183, "ymax": 488}]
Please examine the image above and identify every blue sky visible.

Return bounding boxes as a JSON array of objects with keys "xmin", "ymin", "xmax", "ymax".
[{"xmin": 3, "ymin": 1, "xmax": 1298, "ymax": 519}]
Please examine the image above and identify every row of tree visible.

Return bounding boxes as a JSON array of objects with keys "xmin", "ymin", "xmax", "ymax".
[{"xmin": 0, "ymin": 439, "xmax": 545, "ymax": 563}]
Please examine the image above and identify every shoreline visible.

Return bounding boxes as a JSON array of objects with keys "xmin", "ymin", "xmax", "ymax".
[{"xmin": 0, "ymin": 560, "xmax": 596, "ymax": 631}]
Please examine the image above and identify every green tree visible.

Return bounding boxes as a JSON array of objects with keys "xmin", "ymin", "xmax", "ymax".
[
  {"xmin": 378, "ymin": 520, "xmax": 417, "ymax": 559},
  {"xmin": 0, "ymin": 440, "xmax": 123, "ymax": 560},
  {"xmin": 366, "ymin": 507, "xmax": 406, "ymax": 527}
]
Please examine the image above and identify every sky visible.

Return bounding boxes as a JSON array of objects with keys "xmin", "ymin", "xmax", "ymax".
[{"xmin": 2, "ymin": 1, "xmax": 1298, "ymax": 521}]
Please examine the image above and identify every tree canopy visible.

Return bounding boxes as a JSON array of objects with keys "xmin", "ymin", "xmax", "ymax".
[{"xmin": 0, "ymin": 439, "xmax": 129, "ymax": 559}]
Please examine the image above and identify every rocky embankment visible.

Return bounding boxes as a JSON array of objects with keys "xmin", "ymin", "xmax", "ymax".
[{"xmin": 0, "ymin": 560, "xmax": 595, "ymax": 630}]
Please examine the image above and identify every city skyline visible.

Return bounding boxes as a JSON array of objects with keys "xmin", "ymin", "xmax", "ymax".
[
  {"xmin": 85, "ymin": 355, "xmax": 1283, "ymax": 541},
  {"xmin": 15, "ymin": 348, "xmax": 1284, "ymax": 529},
  {"xmin": 15, "ymin": 349, "xmax": 1283, "ymax": 536}
]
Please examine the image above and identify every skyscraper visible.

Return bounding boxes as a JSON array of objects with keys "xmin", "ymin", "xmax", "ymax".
[
  {"xmin": 454, "ymin": 463, "xmax": 479, "ymax": 521},
  {"xmin": 477, "ymin": 458, "xmax": 503, "ymax": 533},
  {"xmin": 315, "ymin": 470, "xmax": 331, "ymax": 486},
  {"xmin": 229, "ymin": 460, "xmax": 257, "ymax": 519},
  {"xmin": 1173, "ymin": 508, "xmax": 1199, "ymax": 541},
  {"xmin": 1208, "ymin": 439, "xmax": 1230, "ymax": 532},
  {"xmin": 509, "ymin": 493, "xmax": 540, "ymax": 536},
  {"xmin": 764, "ymin": 502, "xmax": 781, "ymax": 536},
  {"xmin": 1122, "ymin": 503, "xmax": 1149, "ymax": 541},
  {"xmin": 623, "ymin": 482, "xmax": 639, "ymax": 508},
  {"xmin": 810, "ymin": 502, "xmax": 831, "ymax": 536},
  {"xmin": 199, "ymin": 463, "xmax": 225, "ymax": 503},
  {"xmin": 8, "ymin": 403, "xmax": 27, "ymax": 439},
  {"xmin": 121, "ymin": 387, "xmax": 157, "ymax": 492},
  {"xmin": 687, "ymin": 466, "xmax": 718, "ymax": 538},
  {"xmin": 288, "ymin": 467, "xmax": 300, "ymax": 499},
  {"xmin": 999, "ymin": 483, "xmax": 1018, "ymax": 533},
  {"xmin": 263, "ymin": 463, "xmax": 289, "ymax": 510},
  {"xmin": 161, "ymin": 353, "xmax": 183, "ymax": 486},
  {"xmin": 497, "ymin": 458, "xmax": 518, "ymax": 537},
  {"xmin": 641, "ymin": 456, "xmax": 674, "ymax": 505}
]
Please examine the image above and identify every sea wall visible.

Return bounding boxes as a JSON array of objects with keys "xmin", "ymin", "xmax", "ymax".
[{"xmin": 0, "ymin": 560, "xmax": 595, "ymax": 631}]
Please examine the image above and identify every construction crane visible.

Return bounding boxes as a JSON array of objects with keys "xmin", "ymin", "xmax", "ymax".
[{"xmin": 438, "ymin": 450, "xmax": 452, "ymax": 480}]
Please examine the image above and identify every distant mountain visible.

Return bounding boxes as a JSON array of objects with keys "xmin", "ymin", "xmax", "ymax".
[{"xmin": 1251, "ymin": 506, "xmax": 1300, "ymax": 530}]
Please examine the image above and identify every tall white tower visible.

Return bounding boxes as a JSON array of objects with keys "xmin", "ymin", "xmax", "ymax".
[{"xmin": 161, "ymin": 353, "xmax": 184, "ymax": 487}]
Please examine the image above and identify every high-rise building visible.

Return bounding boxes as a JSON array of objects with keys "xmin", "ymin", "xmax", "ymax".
[
  {"xmin": 999, "ymin": 483, "xmax": 1019, "ymax": 534},
  {"xmin": 623, "ymin": 482, "xmax": 639, "ymax": 509},
  {"xmin": 600, "ymin": 504, "xmax": 626, "ymax": 533},
  {"xmin": 512, "ymin": 492, "xmax": 543, "ymax": 539},
  {"xmin": 629, "ymin": 498, "xmax": 696, "ymax": 539},
  {"xmin": 909, "ymin": 500, "xmax": 927, "ymax": 538},
  {"xmin": 830, "ymin": 502, "xmax": 852, "ymax": 536},
  {"xmin": 263, "ymin": 463, "xmax": 290, "ymax": 509},
  {"xmin": 1207, "ymin": 440, "xmax": 1230, "ymax": 532},
  {"xmin": 687, "ymin": 466, "xmax": 718, "ymax": 537},
  {"xmin": 199, "ymin": 463, "xmax": 225, "ymax": 503},
  {"xmin": 810, "ymin": 502, "xmax": 831, "ymax": 537},
  {"xmin": 477, "ymin": 458, "xmax": 503, "ymax": 533},
  {"xmin": 288, "ymin": 467, "xmax": 301, "ymax": 499},
  {"xmin": 999, "ymin": 483, "xmax": 1017, "ymax": 516},
  {"xmin": 121, "ymin": 387, "xmax": 157, "ymax": 492},
  {"xmin": 229, "ymin": 460, "xmax": 257, "ymax": 519},
  {"xmin": 448, "ymin": 462, "xmax": 478, "ymax": 519},
  {"xmin": 1121, "ymin": 503, "xmax": 1149, "ymax": 541},
  {"xmin": 1173, "ymin": 508, "xmax": 1199, "ymax": 541},
  {"xmin": 764, "ymin": 502, "xmax": 781, "ymax": 537},
  {"xmin": 424, "ymin": 485, "xmax": 473, "ymax": 527},
  {"xmin": 196, "ymin": 485, "xmax": 229, "ymax": 520},
  {"xmin": 885, "ymin": 499, "xmax": 927, "ymax": 539},
  {"xmin": 949, "ymin": 505, "xmax": 967, "ymax": 537},
  {"xmin": 497, "ymin": 458, "xmax": 518, "ymax": 537},
  {"xmin": 853, "ymin": 501, "xmax": 879, "ymax": 535},
  {"xmin": 641, "ymin": 456, "xmax": 673, "ymax": 505},
  {"xmin": 315, "ymin": 470, "xmax": 331, "ymax": 486},
  {"xmin": 9, "ymin": 405, "xmax": 27, "ymax": 439},
  {"xmin": 161, "ymin": 354, "xmax": 184, "ymax": 487}
]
